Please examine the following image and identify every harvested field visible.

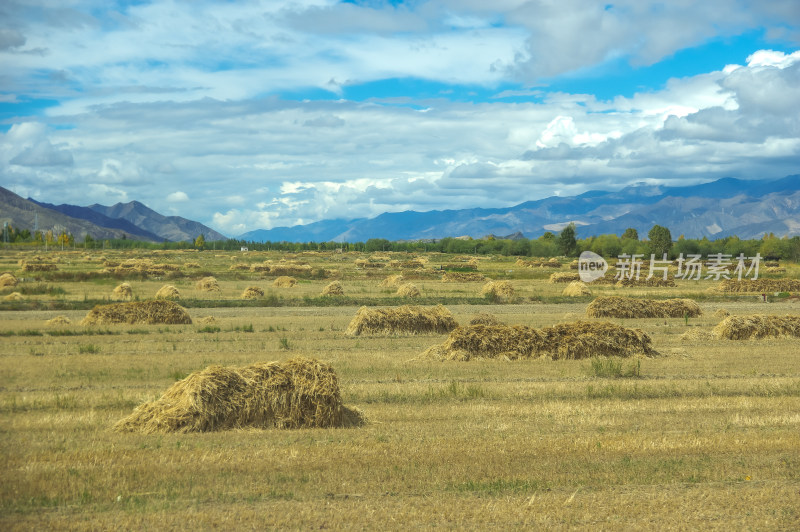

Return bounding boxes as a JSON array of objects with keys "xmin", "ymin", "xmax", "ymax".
[
  {"xmin": 0, "ymin": 273, "xmax": 17, "ymax": 288},
  {"xmin": 396, "ymin": 283, "xmax": 421, "ymax": 298},
  {"xmin": 421, "ymin": 321, "xmax": 657, "ymax": 361},
  {"xmin": 379, "ymin": 274, "xmax": 405, "ymax": 288},
  {"xmin": 241, "ymin": 286, "xmax": 264, "ymax": 299},
  {"xmin": 273, "ymin": 276, "xmax": 297, "ymax": 288},
  {"xmin": 441, "ymin": 272, "xmax": 486, "ymax": 282},
  {"xmin": 345, "ymin": 304, "xmax": 458, "ymax": 336},
  {"xmin": 481, "ymin": 280, "xmax": 515, "ymax": 300},
  {"xmin": 562, "ymin": 281, "xmax": 591, "ymax": 297},
  {"xmin": 716, "ymin": 279, "xmax": 800, "ymax": 293},
  {"xmin": 713, "ymin": 314, "xmax": 800, "ymax": 340},
  {"xmin": 322, "ymin": 281, "xmax": 344, "ymax": 296},
  {"xmin": 616, "ymin": 277, "xmax": 676, "ymax": 287},
  {"xmin": 549, "ymin": 272, "xmax": 581, "ymax": 283},
  {"xmin": 587, "ymin": 296, "xmax": 702, "ymax": 319},
  {"xmin": 155, "ymin": 284, "xmax": 181, "ymax": 300},
  {"xmin": 114, "ymin": 357, "xmax": 363, "ymax": 433},
  {"xmin": 468, "ymin": 312, "xmax": 504, "ymax": 326},
  {"xmin": 112, "ymin": 282, "xmax": 133, "ymax": 300},
  {"xmin": 196, "ymin": 276, "xmax": 220, "ymax": 292},
  {"xmin": 80, "ymin": 300, "xmax": 193, "ymax": 326}
]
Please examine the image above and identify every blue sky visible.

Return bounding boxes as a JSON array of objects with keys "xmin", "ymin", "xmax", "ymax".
[{"xmin": 1, "ymin": 0, "xmax": 799, "ymax": 236}]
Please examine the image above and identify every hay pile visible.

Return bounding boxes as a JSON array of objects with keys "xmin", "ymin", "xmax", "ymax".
[
  {"xmin": 715, "ymin": 279, "xmax": 800, "ymax": 293},
  {"xmin": 322, "ymin": 281, "xmax": 344, "ymax": 296},
  {"xmin": 184, "ymin": 262, "xmax": 200, "ymax": 269},
  {"xmin": 241, "ymin": 286, "xmax": 264, "ymax": 299},
  {"xmin": 20, "ymin": 261, "xmax": 57, "ymax": 272},
  {"xmin": 112, "ymin": 282, "xmax": 133, "ymax": 300},
  {"xmin": 380, "ymin": 274, "xmax": 405, "ymax": 288},
  {"xmin": 80, "ymin": 300, "xmax": 192, "ymax": 326},
  {"xmin": 345, "ymin": 305, "xmax": 458, "ymax": 336},
  {"xmin": 714, "ymin": 308, "xmax": 731, "ymax": 319},
  {"xmin": 46, "ymin": 315, "xmax": 72, "ymax": 326},
  {"xmin": 155, "ymin": 284, "xmax": 181, "ymax": 300},
  {"xmin": 421, "ymin": 321, "xmax": 657, "ymax": 361},
  {"xmin": 197, "ymin": 316, "xmax": 217, "ymax": 325},
  {"xmin": 766, "ymin": 266, "xmax": 787, "ymax": 274},
  {"xmin": 196, "ymin": 276, "xmax": 220, "ymax": 292},
  {"xmin": 114, "ymin": 357, "xmax": 363, "ymax": 433},
  {"xmin": 0, "ymin": 273, "xmax": 17, "ymax": 288},
  {"xmin": 562, "ymin": 281, "xmax": 592, "ymax": 297},
  {"xmin": 261, "ymin": 261, "xmax": 313, "ymax": 277},
  {"xmin": 616, "ymin": 277, "xmax": 676, "ymax": 287},
  {"xmin": 396, "ymin": 283, "xmax": 421, "ymax": 298},
  {"xmin": 229, "ymin": 263, "xmax": 251, "ymax": 271},
  {"xmin": 481, "ymin": 281, "xmax": 515, "ymax": 301},
  {"xmin": 586, "ymin": 296, "xmax": 702, "ymax": 319},
  {"xmin": 104, "ymin": 259, "xmax": 180, "ymax": 276},
  {"xmin": 3, "ymin": 292, "xmax": 23, "ymax": 301},
  {"xmin": 549, "ymin": 272, "xmax": 581, "ymax": 283},
  {"xmin": 441, "ymin": 272, "xmax": 486, "ymax": 282},
  {"xmin": 273, "ymin": 276, "xmax": 297, "ymax": 288},
  {"xmin": 712, "ymin": 314, "xmax": 800, "ymax": 340},
  {"xmin": 469, "ymin": 313, "xmax": 504, "ymax": 326}
]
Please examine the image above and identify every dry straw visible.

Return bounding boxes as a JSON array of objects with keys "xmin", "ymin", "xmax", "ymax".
[
  {"xmin": 197, "ymin": 316, "xmax": 217, "ymax": 325},
  {"xmin": 715, "ymin": 279, "xmax": 800, "ymax": 293},
  {"xmin": 0, "ymin": 273, "xmax": 17, "ymax": 288},
  {"xmin": 396, "ymin": 283, "xmax": 421, "ymax": 298},
  {"xmin": 46, "ymin": 315, "xmax": 72, "ymax": 326},
  {"xmin": 481, "ymin": 280, "xmax": 515, "ymax": 301},
  {"xmin": 345, "ymin": 304, "xmax": 458, "ymax": 336},
  {"xmin": 196, "ymin": 276, "xmax": 220, "ymax": 292},
  {"xmin": 616, "ymin": 277, "xmax": 676, "ymax": 287},
  {"xmin": 114, "ymin": 357, "xmax": 364, "ymax": 433},
  {"xmin": 421, "ymin": 321, "xmax": 657, "ymax": 361},
  {"xmin": 549, "ymin": 272, "xmax": 581, "ymax": 283},
  {"xmin": 712, "ymin": 314, "xmax": 800, "ymax": 340},
  {"xmin": 380, "ymin": 274, "xmax": 405, "ymax": 288},
  {"xmin": 586, "ymin": 296, "xmax": 702, "ymax": 318},
  {"xmin": 441, "ymin": 272, "xmax": 486, "ymax": 282},
  {"xmin": 241, "ymin": 286, "xmax": 264, "ymax": 299},
  {"xmin": 562, "ymin": 281, "xmax": 592, "ymax": 297},
  {"xmin": 112, "ymin": 282, "xmax": 133, "ymax": 300},
  {"xmin": 469, "ymin": 312, "xmax": 505, "ymax": 326},
  {"xmin": 155, "ymin": 284, "xmax": 181, "ymax": 300},
  {"xmin": 273, "ymin": 276, "xmax": 297, "ymax": 288},
  {"xmin": 714, "ymin": 308, "xmax": 731, "ymax": 319},
  {"xmin": 322, "ymin": 281, "xmax": 344, "ymax": 296},
  {"xmin": 80, "ymin": 300, "xmax": 193, "ymax": 326},
  {"xmin": 3, "ymin": 292, "xmax": 23, "ymax": 301}
]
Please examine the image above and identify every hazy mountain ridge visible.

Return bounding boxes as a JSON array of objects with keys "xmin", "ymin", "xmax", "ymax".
[
  {"xmin": 88, "ymin": 201, "xmax": 226, "ymax": 242},
  {"xmin": 239, "ymin": 175, "xmax": 800, "ymax": 242}
]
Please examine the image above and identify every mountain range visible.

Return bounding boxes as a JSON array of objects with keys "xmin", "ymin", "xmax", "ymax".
[
  {"xmin": 0, "ymin": 186, "xmax": 224, "ymax": 242},
  {"xmin": 240, "ymin": 175, "xmax": 800, "ymax": 242}
]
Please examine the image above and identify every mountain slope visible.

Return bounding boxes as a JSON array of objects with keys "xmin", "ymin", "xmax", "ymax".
[
  {"xmin": 88, "ymin": 201, "xmax": 226, "ymax": 242},
  {"xmin": 28, "ymin": 199, "xmax": 165, "ymax": 242}
]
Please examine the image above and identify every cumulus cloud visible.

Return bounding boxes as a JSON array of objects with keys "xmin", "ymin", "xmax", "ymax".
[{"xmin": 167, "ymin": 191, "xmax": 189, "ymax": 202}]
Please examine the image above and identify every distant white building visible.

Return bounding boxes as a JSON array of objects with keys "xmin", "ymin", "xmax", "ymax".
[{"xmin": 240, "ymin": 246, "xmax": 248, "ymax": 252}]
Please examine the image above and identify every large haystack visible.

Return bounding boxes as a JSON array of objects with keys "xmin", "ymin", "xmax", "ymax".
[
  {"xmin": 586, "ymin": 296, "xmax": 702, "ymax": 319},
  {"xmin": 241, "ymin": 286, "xmax": 264, "ymax": 299},
  {"xmin": 712, "ymin": 314, "xmax": 800, "ymax": 340},
  {"xmin": 80, "ymin": 300, "xmax": 192, "ymax": 326},
  {"xmin": 715, "ymin": 279, "xmax": 800, "ymax": 293},
  {"xmin": 380, "ymin": 274, "xmax": 405, "ymax": 288},
  {"xmin": 481, "ymin": 281, "xmax": 515, "ymax": 301},
  {"xmin": 0, "ymin": 273, "xmax": 18, "ymax": 288},
  {"xmin": 421, "ymin": 321, "xmax": 657, "ymax": 361},
  {"xmin": 155, "ymin": 284, "xmax": 181, "ymax": 300},
  {"xmin": 562, "ymin": 281, "xmax": 592, "ymax": 297},
  {"xmin": 345, "ymin": 305, "xmax": 458, "ymax": 336},
  {"xmin": 112, "ymin": 282, "xmax": 133, "ymax": 300},
  {"xmin": 114, "ymin": 357, "xmax": 363, "ymax": 433},
  {"xmin": 549, "ymin": 272, "xmax": 581, "ymax": 283},
  {"xmin": 196, "ymin": 276, "xmax": 220, "ymax": 292},
  {"xmin": 322, "ymin": 281, "xmax": 344, "ymax": 296},
  {"xmin": 396, "ymin": 283, "xmax": 421, "ymax": 298},
  {"xmin": 273, "ymin": 276, "xmax": 297, "ymax": 288}
]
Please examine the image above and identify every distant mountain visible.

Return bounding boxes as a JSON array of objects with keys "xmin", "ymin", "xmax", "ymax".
[
  {"xmin": 0, "ymin": 187, "xmax": 151, "ymax": 241},
  {"xmin": 28, "ymin": 199, "xmax": 165, "ymax": 242},
  {"xmin": 88, "ymin": 201, "xmax": 226, "ymax": 242},
  {"xmin": 239, "ymin": 175, "xmax": 800, "ymax": 242}
]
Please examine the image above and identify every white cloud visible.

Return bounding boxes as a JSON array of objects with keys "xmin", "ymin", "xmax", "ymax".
[{"xmin": 167, "ymin": 191, "xmax": 189, "ymax": 202}]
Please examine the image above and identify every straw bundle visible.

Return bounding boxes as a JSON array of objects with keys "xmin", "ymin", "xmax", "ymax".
[
  {"xmin": 586, "ymin": 296, "xmax": 702, "ymax": 318},
  {"xmin": 441, "ymin": 272, "xmax": 486, "ymax": 282},
  {"xmin": 715, "ymin": 279, "xmax": 800, "ymax": 293},
  {"xmin": 80, "ymin": 300, "xmax": 192, "ymax": 325},
  {"xmin": 380, "ymin": 274, "xmax": 405, "ymax": 288},
  {"xmin": 241, "ymin": 286, "xmax": 264, "ymax": 299},
  {"xmin": 712, "ymin": 314, "xmax": 800, "ymax": 340},
  {"xmin": 267, "ymin": 262, "xmax": 313, "ymax": 277},
  {"xmin": 345, "ymin": 304, "xmax": 458, "ymax": 336},
  {"xmin": 46, "ymin": 315, "xmax": 72, "ymax": 326},
  {"xmin": 273, "ymin": 276, "xmax": 297, "ymax": 288},
  {"xmin": 112, "ymin": 282, "xmax": 133, "ymax": 300},
  {"xmin": 469, "ymin": 313, "xmax": 504, "ymax": 326},
  {"xmin": 680, "ymin": 328, "xmax": 713, "ymax": 342},
  {"xmin": 322, "ymin": 281, "xmax": 344, "ymax": 296},
  {"xmin": 114, "ymin": 357, "xmax": 363, "ymax": 433},
  {"xmin": 766, "ymin": 266, "xmax": 787, "ymax": 274},
  {"xmin": 541, "ymin": 258, "xmax": 562, "ymax": 268},
  {"xmin": 562, "ymin": 281, "xmax": 592, "ymax": 297},
  {"xmin": 421, "ymin": 321, "xmax": 656, "ymax": 361},
  {"xmin": 481, "ymin": 281, "xmax": 515, "ymax": 300},
  {"xmin": 615, "ymin": 277, "xmax": 676, "ymax": 287},
  {"xmin": 229, "ymin": 263, "xmax": 251, "ymax": 271},
  {"xmin": 3, "ymin": 292, "xmax": 23, "ymax": 301},
  {"xmin": 197, "ymin": 316, "xmax": 217, "ymax": 325},
  {"xmin": 396, "ymin": 283, "xmax": 421, "ymax": 298},
  {"xmin": 155, "ymin": 284, "xmax": 181, "ymax": 300},
  {"xmin": 184, "ymin": 262, "xmax": 200, "ymax": 269},
  {"xmin": 196, "ymin": 276, "xmax": 220, "ymax": 292},
  {"xmin": 549, "ymin": 272, "xmax": 581, "ymax": 283},
  {"xmin": 714, "ymin": 308, "xmax": 730, "ymax": 319},
  {"xmin": 20, "ymin": 261, "xmax": 57, "ymax": 272},
  {"xmin": 0, "ymin": 273, "xmax": 17, "ymax": 288}
]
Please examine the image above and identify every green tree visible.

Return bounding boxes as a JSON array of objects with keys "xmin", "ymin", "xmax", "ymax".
[
  {"xmin": 647, "ymin": 225, "xmax": 673, "ymax": 258},
  {"xmin": 558, "ymin": 223, "xmax": 578, "ymax": 256},
  {"xmin": 194, "ymin": 234, "xmax": 206, "ymax": 250},
  {"xmin": 83, "ymin": 234, "xmax": 95, "ymax": 249},
  {"xmin": 621, "ymin": 227, "xmax": 639, "ymax": 240}
]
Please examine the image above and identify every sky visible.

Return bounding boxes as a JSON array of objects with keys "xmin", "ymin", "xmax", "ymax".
[{"xmin": 1, "ymin": 0, "xmax": 799, "ymax": 238}]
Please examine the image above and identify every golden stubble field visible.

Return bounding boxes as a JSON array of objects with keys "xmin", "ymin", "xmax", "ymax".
[{"xmin": 1, "ymin": 248, "xmax": 799, "ymax": 530}]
